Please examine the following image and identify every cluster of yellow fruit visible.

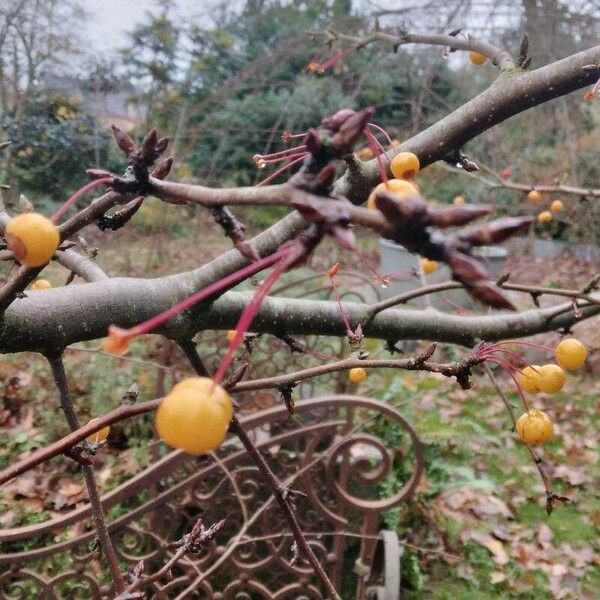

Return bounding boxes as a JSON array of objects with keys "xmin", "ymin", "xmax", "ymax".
[
  {"xmin": 367, "ymin": 152, "xmax": 436, "ymax": 277},
  {"xmin": 527, "ymin": 190, "xmax": 564, "ymax": 224},
  {"xmin": 4, "ymin": 213, "xmax": 60, "ymax": 267},
  {"xmin": 156, "ymin": 377, "xmax": 233, "ymax": 455},
  {"xmin": 365, "ymin": 151, "xmax": 421, "ymax": 209},
  {"xmin": 515, "ymin": 338, "xmax": 587, "ymax": 446}
]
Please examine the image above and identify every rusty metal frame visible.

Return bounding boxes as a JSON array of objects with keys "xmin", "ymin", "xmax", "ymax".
[{"xmin": 1, "ymin": 395, "xmax": 423, "ymax": 598}]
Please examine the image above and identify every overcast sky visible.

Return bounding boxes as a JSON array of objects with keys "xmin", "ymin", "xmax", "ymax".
[{"xmin": 85, "ymin": 0, "xmax": 205, "ymax": 52}]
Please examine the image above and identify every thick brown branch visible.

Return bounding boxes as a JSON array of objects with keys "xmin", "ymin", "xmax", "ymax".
[
  {"xmin": 1, "ymin": 279, "xmax": 598, "ymax": 353},
  {"xmin": 336, "ymin": 45, "xmax": 600, "ymax": 203}
]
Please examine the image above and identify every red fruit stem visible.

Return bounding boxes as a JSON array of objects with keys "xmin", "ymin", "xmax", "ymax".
[
  {"xmin": 51, "ymin": 177, "xmax": 113, "ymax": 222},
  {"xmin": 483, "ymin": 354, "xmax": 519, "ymax": 374},
  {"xmin": 282, "ymin": 130, "xmax": 307, "ymax": 142},
  {"xmin": 367, "ymin": 122, "xmax": 394, "ymax": 146},
  {"xmin": 485, "ymin": 357, "xmax": 530, "ymax": 412},
  {"xmin": 483, "ymin": 347, "xmax": 530, "ymax": 368},
  {"xmin": 363, "ymin": 127, "xmax": 388, "ymax": 185},
  {"xmin": 259, "ymin": 152, "xmax": 309, "ymax": 166},
  {"xmin": 213, "ymin": 253, "xmax": 292, "ymax": 384},
  {"xmin": 256, "ymin": 154, "xmax": 307, "ymax": 187},
  {"xmin": 127, "ymin": 248, "xmax": 291, "ymax": 339},
  {"xmin": 354, "ymin": 248, "xmax": 388, "ymax": 285},
  {"xmin": 256, "ymin": 145, "xmax": 307, "ymax": 162},
  {"xmin": 492, "ymin": 340, "xmax": 554, "ymax": 353},
  {"xmin": 328, "ymin": 274, "xmax": 353, "ymax": 336}
]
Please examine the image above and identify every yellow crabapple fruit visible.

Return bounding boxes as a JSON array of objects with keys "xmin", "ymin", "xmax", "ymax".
[
  {"xmin": 155, "ymin": 377, "xmax": 233, "ymax": 454},
  {"xmin": 469, "ymin": 51, "xmax": 487, "ymax": 65},
  {"xmin": 527, "ymin": 190, "xmax": 542, "ymax": 203},
  {"xmin": 453, "ymin": 195, "xmax": 465, "ymax": 206},
  {"xmin": 537, "ymin": 210, "xmax": 552, "ymax": 224},
  {"xmin": 169, "ymin": 377, "xmax": 234, "ymax": 423},
  {"xmin": 367, "ymin": 179, "xmax": 419, "ymax": 209},
  {"xmin": 390, "ymin": 152, "xmax": 420, "ymax": 180},
  {"xmin": 226, "ymin": 329, "xmax": 237, "ymax": 342},
  {"xmin": 86, "ymin": 418, "xmax": 110, "ymax": 444},
  {"xmin": 5, "ymin": 213, "xmax": 60, "ymax": 267},
  {"xmin": 555, "ymin": 338, "xmax": 587, "ymax": 370},
  {"xmin": 537, "ymin": 364, "xmax": 566, "ymax": 394},
  {"xmin": 30, "ymin": 279, "xmax": 52, "ymax": 290},
  {"xmin": 550, "ymin": 199, "xmax": 564, "ymax": 212},
  {"xmin": 421, "ymin": 258, "xmax": 438, "ymax": 275},
  {"xmin": 348, "ymin": 367, "xmax": 366, "ymax": 383},
  {"xmin": 516, "ymin": 410, "xmax": 554, "ymax": 446},
  {"xmin": 517, "ymin": 365, "xmax": 542, "ymax": 394}
]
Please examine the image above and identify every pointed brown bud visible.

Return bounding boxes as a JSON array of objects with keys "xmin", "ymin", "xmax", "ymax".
[
  {"xmin": 150, "ymin": 157, "xmax": 174, "ymax": 180},
  {"xmin": 140, "ymin": 129, "xmax": 158, "ymax": 160},
  {"xmin": 97, "ymin": 197, "xmax": 144, "ymax": 231},
  {"xmin": 459, "ymin": 216, "xmax": 533, "ymax": 246},
  {"xmin": 462, "ymin": 159, "xmax": 479, "ymax": 172},
  {"xmin": 333, "ymin": 107, "xmax": 374, "ymax": 150},
  {"xmin": 320, "ymin": 109, "xmax": 357, "ymax": 132},
  {"xmin": 18, "ymin": 194, "xmax": 33, "ymax": 213},
  {"xmin": 375, "ymin": 193, "xmax": 429, "ymax": 228},
  {"xmin": 429, "ymin": 205, "xmax": 492, "ymax": 228},
  {"xmin": 222, "ymin": 362, "xmax": 249, "ymax": 390},
  {"xmin": 111, "ymin": 125, "xmax": 136, "ymax": 157},
  {"xmin": 330, "ymin": 224, "xmax": 356, "ymax": 250},
  {"xmin": 447, "ymin": 251, "xmax": 490, "ymax": 284},
  {"xmin": 467, "ymin": 280, "xmax": 516, "ymax": 310},
  {"xmin": 315, "ymin": 164, "xmax": 337, "ymax": 188},
  {"xmin": 234, "ymin": 240, "xmax": 260, "ymax": 262},
  {"xmin": 155, "ymin": 136, "xmax": 170, "ymax": 154}
]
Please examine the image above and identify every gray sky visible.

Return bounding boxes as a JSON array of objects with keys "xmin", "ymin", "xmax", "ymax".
[{"xmin": 85, "ymin": 0, "xmax": 205, "ymax": 52}]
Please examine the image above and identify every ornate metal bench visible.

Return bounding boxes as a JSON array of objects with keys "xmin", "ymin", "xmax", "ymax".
[{"xmin": 0, "ymin": 394, "xmax": 423, "ymax": 599}]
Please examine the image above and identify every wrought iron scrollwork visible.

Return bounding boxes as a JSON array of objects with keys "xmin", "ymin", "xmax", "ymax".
[{"xmin": 1, "ymin": 395, "xmax": 422, "ymax": 598}]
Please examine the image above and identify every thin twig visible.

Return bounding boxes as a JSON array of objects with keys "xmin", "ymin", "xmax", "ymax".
[
  {"xmin": 443, "ymin": 162, "xmax": 600, "ymax": 199},
  {"xmin": 183, "ymin": 342, "xmax": 342, "ymax": 599},
  {"xmin": 46, "ymin": 353, "xmax": 126, "ymax": 593},
  {"xmin": 1, "ymin": 348, "xmax": 474, "ymax": 485}
]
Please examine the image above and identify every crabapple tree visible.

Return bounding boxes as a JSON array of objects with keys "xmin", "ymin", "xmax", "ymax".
[{"xmin": 0, "ymin": 20, "xmax": 599, "ymax": 599}]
